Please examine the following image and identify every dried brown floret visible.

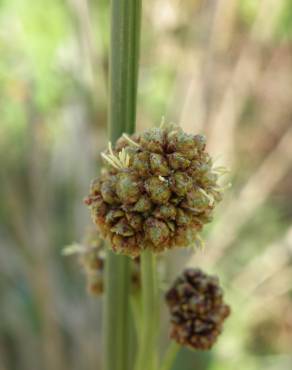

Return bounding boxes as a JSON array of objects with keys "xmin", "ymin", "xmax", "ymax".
[
  {"xmin": 165, "ymin": 268, "xmax": 231, "ymax": 350},
  {"xmin": 85, "ymin": 123, "xmax": 227, "ymax": 257},
  {"xmin": 63, "ymin": 228, "xmax": 141, "ymax": 295}
]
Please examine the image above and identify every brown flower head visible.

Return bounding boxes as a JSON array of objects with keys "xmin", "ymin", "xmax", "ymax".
[
  {"xmin": 85, "ymin": 123, "xmax": 227, "ymax": 257},
  {"xmin": 165, "ymin": 268, "xmax": 231, "ymax": 350}
]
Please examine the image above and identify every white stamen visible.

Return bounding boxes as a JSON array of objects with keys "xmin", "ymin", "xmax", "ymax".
[
  {"xmin": 159, "ymin": 175, "xmax": 167, "ymax": 182},
  {"xmin": 198, "ymin": 188, "xmax": 214, "ymax": 206},
  {"xmin": 101, "ymin": 153, "xmax": 121, "ymax": 170},
  {"xmin": 122, "ymin": 133, "xmax": 140, "ymax": 147}
]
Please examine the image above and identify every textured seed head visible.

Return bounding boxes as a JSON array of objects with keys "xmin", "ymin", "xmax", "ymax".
[
  {"xmin": 145, "ymin": 176, "xmax": 171, "ymax": 204},
  {"xmin": 170, "ymin": 172, "xmax": 193, "ymax": 196},
  {"xmin": 100, "ymin": 178, "xmax": 118, "ymax": 204},
  {"xmin": 167, "ymin": 153, "xmax": 191, "ymax": 170},
  {"xmin": 110, "ymin": 218, "xmax": 134, "ymax": 237},
  {"xmin": 149, "ymin": 153, "xmax": 170, "ymax": 176},
  {"xmin": 85, "ymin": 123, "xmax": 227, "ymax": 257},
  {"xmin": 132, "ymin": 151, "xmax": 151, "ymax": 177},
  {"xmin": 105, "ymin": 209, "xmax": 124, "ymax": 225},
  {"xmin": 126, "ymin": 212, "xmax": 143, "ymax": 231},
  {"xmin": 144, "ymin": 217, "xmax": 170, "ymax": 247},
  {"xmin": 90, "ymin": 178, "xmax": 102, "ymax": 194},
  {"xmin": 116, "ymin": 172, "xmax": 141, "ymax": 204},
  {"xmin": 176, "ymin": 208, "xmax": 192, "ymax": 226},
  {"xmin": 167, "ymin": 132, "xmax": 198, "ymax": 159},
  {"xmin": 193, "ymin": 134, "xmax": 206, "ymax": 150},
  {"xmin": 140, "ymin": 127, "xmax": 165, "ymax": 153},
  {"xmin": 181, "ymin": 190, "xmax": 210, "ymax": 212},
  {"xmin": 154, "ymin": 204, "xmax": 177, "ymax": 220},
  {"xmin": 165, "ymin": 268, "xmax": 231, "ymax": 350},
  {"xmin": 133, "ymin": 195, "xmax": 153, "ymax": 213}
]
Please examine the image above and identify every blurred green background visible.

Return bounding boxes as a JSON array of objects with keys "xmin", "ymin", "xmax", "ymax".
[{"xmin": 1, "ymin": 0, "xmax": 292, "ymax": 369}]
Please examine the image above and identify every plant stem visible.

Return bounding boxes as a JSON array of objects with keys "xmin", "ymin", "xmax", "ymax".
[
  {"xmin": 131, "ymin": 291, "xmax": 143, "ymax": 347},
  {"xmin": 160, "ymin": 342, "xmax": 180, "ymax": 370},
  {"xmin": 103, "ymin": 0, "xmax": 142, "ymax": 370},
  {"xmin": 104, "ymin": 253, "xmax": 130, "ymax": 370},
  {"xmin": 109, "ymin": 0, "xmax": 142, "ymax": 141},
  {"xmin": 135, "ymin": 250, "xmax": 159, "ymax": 370}
]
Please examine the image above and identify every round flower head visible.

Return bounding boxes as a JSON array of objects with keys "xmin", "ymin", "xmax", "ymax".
[
  {"xmin": 165, "ymin": 268, "xmax": 230, "ymax": 350},
  {"xmin": 85, "ymin": 123, "xmax": 227, "ymax": 257}
]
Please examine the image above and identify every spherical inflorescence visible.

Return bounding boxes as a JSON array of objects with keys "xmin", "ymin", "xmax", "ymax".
[
  {"xmin": 85, "ymin": 123, "xmax": 225, "ymax": 257},
  {"xmin": 165, "ymin": 268, "xmax": 230, "ymax": 350}
]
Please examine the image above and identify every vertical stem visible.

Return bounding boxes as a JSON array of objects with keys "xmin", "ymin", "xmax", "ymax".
[
  {"xmin": 135, "ymin": 250, "xmax": 159, "ymax": 370},
  {"xmin": 103, "ymin": 1, "xmax": 142, "ymax": 370},
  {"xmin": 160, "ymin": 342, "xmax": 180, "ymax": 370},
  {"xmin": 104, "ymin": 253, "xmax": 130, "ymax": 370},
  {"xmin": 109, "ymin": 0, "xmax": 142, "ymax": 141}
]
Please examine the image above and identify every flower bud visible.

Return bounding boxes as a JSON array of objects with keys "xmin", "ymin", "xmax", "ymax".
[
  {"xmin": 116, "ymin": 172, "xmax": 141, "ymax": 204},
  {"xmin": 100, "ymin": 177, "xmax": 119, "ymax": 204},
  {"xmin": 126, "ymin": 212, "xmax": 143, "ymax": 231},
  {"xmin": 133, "ymin": 195, "xmax": 153, "ymax": 212},
  {"xmin": 110, "ymin": 218, "xmax": 135, "ymax": 237},
  {"xmin": 167, "ymin": 153, "xmax": 191, "ymax": 170},
  {"xmin": 167, "ymin": 132, "xmax": 198, "ymax": 159},
  {"xmin": 170, "ymin": 172, "xmax": 192, "ymax": 196},
  {"xmin": 165, "ymin": 268, "xmax": 230, "ymax": 350},
  {"xmin": 144, "ymin": 217, "xmax": 170, "ymax": 248},
  {"xmin": 140, "ymin": 127, "xmax": 164, "ymax": 153},
  {"xmin": 145, "ymin": 176, "xmax": 171, "ymax": 204},
  {"xmin": 132, "ymin": 151, "xmax": 151, "ymax": 177},
  {"xmin": 154, "ymin": 204, "xmax": 177, "ymax": 220},
  {"xmin": 149, "ymin": 153, "xmax": 170, "ymax": 176}
]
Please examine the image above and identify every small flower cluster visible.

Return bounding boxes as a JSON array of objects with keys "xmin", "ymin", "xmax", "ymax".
[
  {"xmin": 165, "ymin": 268, "xmax": 230, "ymax": 350},
  {"xmin": 63, "ymin": 229, "xmax": 105, "ymax": 295},
  {"xmin": 63, "ymin": 228, "xmax": 140, "ymax": 295},
  {"xmin": 85, "ymin": 123, "xmax": 226, "ymax": 257}
]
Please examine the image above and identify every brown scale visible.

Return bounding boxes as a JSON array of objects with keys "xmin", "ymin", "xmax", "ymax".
[
  {"xmin": 85, "ymin": 124, "xmax": 224, "ymax": 257},
  {"xmin": 165, "ymin": 268, "xmax": 231, "ymax": 350}
]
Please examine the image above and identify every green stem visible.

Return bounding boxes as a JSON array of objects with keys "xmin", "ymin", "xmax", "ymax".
[
  {"xmin": 103, "ymin": 0, "xmax": 142, "ymax": 370},
  {"xmin": 104, "ymin": 253, "xmax": 130, "ymax": 370},
  {"xmin": 160, "ymin": 342, "xmax": 180, "ymax": 370},
  {"xmin": 135, "ymin": 250, "xmax": 159, "ymax": 370},
  {"xmin": 109, "ymin": 0, "xmax": 142, "ymax": 142},
  {"xmin": 131, "ymin": 291, "xmax": 143, "ymax": 347}
]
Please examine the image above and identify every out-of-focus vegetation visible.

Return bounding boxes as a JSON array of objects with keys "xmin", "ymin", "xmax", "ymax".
[{"xmin": 1, "ymin": 0, "xmax": 292, "ymax": 369}]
